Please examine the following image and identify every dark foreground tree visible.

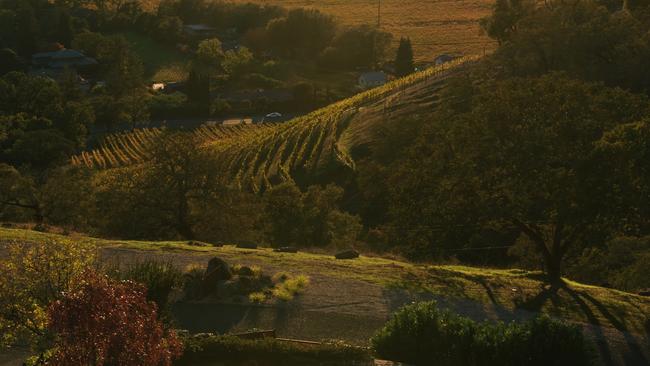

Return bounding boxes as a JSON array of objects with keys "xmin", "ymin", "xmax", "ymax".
[
  {"xmin": 48, "ymin": 271, "xmax": 183, "ymax": 366},
  {"xmin": 95, "ymin": 132, "xmax": 221, "ymax": 240},
  {"xmin": 394, "ymin": 37, "xmax": 414, "ymax": 77},
  {"xmin": 0, "ymin": 164, "xmax": 42, "ymax": 222},
  {"xmin": 389, "ymin": 74, "xmax": 649, "ymax": 284}
]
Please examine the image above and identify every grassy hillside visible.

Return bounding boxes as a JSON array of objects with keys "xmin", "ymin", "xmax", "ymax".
[
  {"xmin": 136, "ymin": 0, "xmax": 496, "ymax": 61},
  {"xmin": 73, "ymin": 56, "xmax": 478, "ymax": 191},
  {"xmin": 2, "ymin": 227, "xmax": 648, "ymax": 342}
]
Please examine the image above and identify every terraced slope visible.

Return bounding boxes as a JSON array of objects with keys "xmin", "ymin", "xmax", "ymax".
[{"xmin": 73, "ymin": 57, "xmax": 478, "ymax": 190}]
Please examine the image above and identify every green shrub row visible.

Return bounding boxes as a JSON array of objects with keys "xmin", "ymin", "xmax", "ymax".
[
  {"xmin": 176, "ymin": 335, "xmax": 372, "ymax": 366},
  {"xmin": 371, "ymin": 301, "xmax": 594, "ymax": 366}
]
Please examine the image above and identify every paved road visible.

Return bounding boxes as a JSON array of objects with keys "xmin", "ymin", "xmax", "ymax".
[{"xmin": 90, "ymin": 113, "xmax": 301, "ymax": 137}]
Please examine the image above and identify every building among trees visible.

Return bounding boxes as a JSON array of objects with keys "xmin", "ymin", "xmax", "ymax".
[{"xmin": 358, "ymin": 71, "xmax": 387, "ymax": 89}]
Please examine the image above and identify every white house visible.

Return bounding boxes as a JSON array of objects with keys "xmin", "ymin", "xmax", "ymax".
[
  {"xmin": 358, "ymin": 71, "xmax": 388, "ymax": 90},
  {"xmin": 152, "ymin": 82, "xmax": 166, "ymax": 92}
]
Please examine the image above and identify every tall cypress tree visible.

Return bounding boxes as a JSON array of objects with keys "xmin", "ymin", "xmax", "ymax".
[
  {"xmin": 55, "ymin": 10, "xmax": 74, "ymax": 48},
  {"xmin": 15, "ymin": 3, "xmax": 38, "ymax": 56},
  {"xmin": 395, "ymin": 37, "xmax": 414, "ymax": 77},
  {"xmin": 187, "ymin": 66, "xmax": 210, "ymax": 115}
]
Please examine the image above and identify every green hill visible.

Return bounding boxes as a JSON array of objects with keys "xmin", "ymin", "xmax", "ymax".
[{"xmin": 1, "ymin": 227, "xmax": 648, "ymax": 365}]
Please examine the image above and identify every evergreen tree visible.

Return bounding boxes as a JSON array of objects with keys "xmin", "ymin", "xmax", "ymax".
[
  {"xmin": 187, "ymin": 66, "xmax": 210, "ymax": 115},
  {"xmin": 0, "ymin": 48, "xmax": 22, "ymax": 76},
  {"xmin": 55, "ymin": 10, "xmax": 74, "ymax": 48},
  {"xmin": 394, "ymin": 37, "xmax": 414, "ymax": 77},
  {"xmin": 15, "ymin": 3, "xmax": 38, "ymax": 56}
]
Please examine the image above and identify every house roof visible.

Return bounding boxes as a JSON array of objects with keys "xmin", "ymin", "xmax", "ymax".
[
  {"xmin": 185, "ymin": 24, "xmax": 216, "ymax": 31},
  {"xmin": 33, "ymin": 49, "xmax": 86, "ymax": 60},
  {"xmin": 434, "ymin": 54, "xmax": 460, "ymax": 64},
  {"xmin": 359, "ymin": 71, "xmax": 387, "ymax": 83},
  {"xmin": 32, "ymin": 49, "xmax": 98, "ymax": 68}
]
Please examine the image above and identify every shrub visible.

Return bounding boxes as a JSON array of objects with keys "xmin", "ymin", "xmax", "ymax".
[
  {"xmin": 271, "ymin": 274, "xmax": 310, "ymax": 301},
  {"xmin": 371, "ymin": 301, "xmax": 593, "ymax": 366},
  {"xmin": 272, "ymin": 286, "xmax": 293, "ymax": 301},
  {"xmin": 47, "ymin": 271, "xmax": 183, "ymax": 366},
  {"xmin": 0, "ymin": 239, "xmax": 95, "ymax": 348},
  {"xmin": 210, "ymin": 98, "xmax": 232, "ymax": 116},
  {"xmin": 284, "ymin": 275, "xmax": 310, "ymax": 293},
  {"xmin": 177, "ymin": 335, "xmax": 371, "ymax": 366},
  {"xmin": 567, "ymin": 236, "xmax": 650, "ymax": 292},
  {"xmin": 182, "ymin": 266, "xmax": 205, "ymax": 300},
  {"xmin": 117, "ymin": 260, "xmax": 183, "ymax": 314},
  {"xmin": 249, "ymin": 292, "xmax": 267, "ymax": 303},
  {"xmin": 148, "ymin": 92, "xmax": 188, "ymax": 119}
]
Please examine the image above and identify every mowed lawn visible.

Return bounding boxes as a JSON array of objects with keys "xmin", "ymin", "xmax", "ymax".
[
  {"xmin": 231, "ymin": 0, "xmax": 497, "ymax": 61},
  {"xmin": 118, "ymin": 32, "xmax": 189, "ymax": 82}
]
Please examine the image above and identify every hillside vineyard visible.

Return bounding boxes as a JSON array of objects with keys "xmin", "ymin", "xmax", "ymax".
[{"xmin": 73, "ymin": 56, "xmax": 478, "ymax": 191}]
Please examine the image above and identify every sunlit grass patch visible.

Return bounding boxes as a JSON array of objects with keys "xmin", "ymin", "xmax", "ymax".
[
  {"xmin": 271, "ymin": 274, "xmax": 310, "ymax": 301},
  {"xmin": 152, "ymin": 62, "xmax": 189, "ymax": 83},
  {"xmin": 248, "ymin": 292, "xmax": 267, "ymax": 303}
]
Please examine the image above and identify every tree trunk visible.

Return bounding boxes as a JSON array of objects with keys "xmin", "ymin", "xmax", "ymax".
[
  {"xmin": 512, "ymin": 219, "xmax": 566, "ymax": 285},
  {"xmin": 176, "ymin": 197, "xmax": 195, "ymax": 240},
  {"xmin": 545, "ymin": 251, "xmax": 563, "ymax": 286}
]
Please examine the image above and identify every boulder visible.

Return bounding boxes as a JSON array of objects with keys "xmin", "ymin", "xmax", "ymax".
[
  {"xmin": 236, "ymin": 242, "xmax": 258, "ymax": 249},
  {"xmin": 274, "ymin": 246, "xmax": 298, "ymax": 253},
  {"xmin": 202, "ymin": 257, "xmax": 232, "ymax": 296},
  {"xmin": 335, "ymin": 249, "xmax": 360, "ymax": 260},
  {"xmin": 638, "ymin": 289, "xmax": 650, "ymax": 297},
  {"xmin": 205, "ymin": 257, "xmax": 232, "ymax": 280}
]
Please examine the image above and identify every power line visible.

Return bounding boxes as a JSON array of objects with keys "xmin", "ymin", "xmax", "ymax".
[{"xmin": 390, "ymin": 39, "xmax": 497, "ymax": 46}]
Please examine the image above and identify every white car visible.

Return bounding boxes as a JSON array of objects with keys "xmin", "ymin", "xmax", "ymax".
[{"xmin": 265, "ymin": 112, "xmax": 282, "ymax": 119}]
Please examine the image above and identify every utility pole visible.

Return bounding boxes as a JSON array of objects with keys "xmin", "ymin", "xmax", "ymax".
[{"xmin": 377, "ymin": 0, "xmax": 381, "ymax": 28}]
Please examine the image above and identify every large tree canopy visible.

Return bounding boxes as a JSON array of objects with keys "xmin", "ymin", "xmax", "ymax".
[
  {"xmin": 389, "ymin": 74, "xmax": 649, "ymax": 282},
  {"xmin": 482, "ymin": 0, "xmax": 650, "ymax": 92}
]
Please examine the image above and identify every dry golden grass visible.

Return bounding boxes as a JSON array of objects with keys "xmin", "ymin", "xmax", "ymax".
[
  {"xmin": 230, "ymin": 0, "xmax": 497, "ymax": 61},
  {"xmin": 140, "ymin": 0, "xmax": 496, "ymax": 61}
]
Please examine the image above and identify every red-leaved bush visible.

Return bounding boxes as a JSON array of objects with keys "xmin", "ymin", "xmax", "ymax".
[{"xmin": 47, "ymin": 271, "xmax": 183, "ymax": 366}]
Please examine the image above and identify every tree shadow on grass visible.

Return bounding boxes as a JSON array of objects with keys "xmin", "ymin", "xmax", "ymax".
[
  {"xmin": 474, "ymin": 277, "xmax": 499, "ymax": 306},
  {"xmin": 573, "ymin": 290, "xmax": 649, "ymax": 366},
  {"xmin": 562, "ymin": 286, "xmax": 616, "ymax": 366},
  {"xmin": 473, "ymin": 279, "xmax": 648, "ymax": 366},
  {"xmin": 514, "ymin": 283, "xmax": 560, "ymax": 312},
  {"xmin": 512, "ymin": 283, "xmax": 616, "ymax": 366}
]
